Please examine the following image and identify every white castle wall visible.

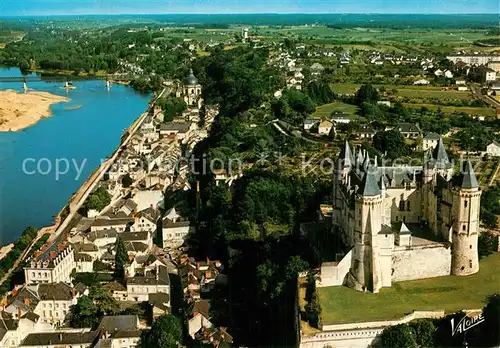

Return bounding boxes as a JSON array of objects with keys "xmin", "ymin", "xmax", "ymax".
[
  {"xmin": 300, "ymin": 310, "xmax": 445, "ymax": 348},
  {"xmin": 317, "ymin": 249, "xmax": 352, "ymax": 287},
  {"xmin": 391, "ymin": 243, "xmax": 451, "ymax": 281}
]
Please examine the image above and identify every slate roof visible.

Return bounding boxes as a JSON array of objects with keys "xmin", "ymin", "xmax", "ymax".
[
  {"xmin": 423, "ymin": 132, "xmax": 441, "ymax": 140},
  {"xmin": 397, "ymin": 123, "xmax": 421, "ymax": 134},
  {"xmin": 189, "ymin": 299, "xmax": 211, "ymax": 318},
  {"xmin": 21, "ymin": 312, "xmax": 40, "ymax": 323},
  {"xmin": 338, "ymin": 140, "xmax": 355, "ymax": 167},
  {"xmin": 160, "ymin": 122, "xmax": 191, "ymax": 133},
  {"xmin": 91, "ymin": 218, "xmax": 134, "ymax": 228},
  {"xmin": 184, "ymin": 69, "xmax": 199, "ymax": 85},
  {"xmin": 37, "ymin": 283, "xmax": 73, "ymax": 301},
  {"xmin": 432, "ymin": 138, "xmax": 450, "ymax": 167},
  {"xmin": 20, "ymin": 330, "xmax": 99, "ymax": 346},
  {"xmin": 99, "ymin": 315, "xmax": 139, "ymax": 332},
  {"xmin": 127, "ymin": 265, "xmax": 170, "ymax": 286},
  {"xmin": 122, "ymin": 231, "xmax": 150, "ymax": 242},
  {"xmin": 453, "ymin": 160, "xmax": 479, "ymax": 189},
  {"xmin": 75, "ymin": 253, "xmax": 93, "ymax": 262},
  {"xmin": 113, "ymin": 330, "xmax": 142, "ymax": 338},
  {"xmin": 87, "ymin": 229, "xmax": 118, "ymax": 242},
  {"xmin": 358, "ymin": 167, "xmax": 381, "ymax": 196},
  {"xmin": 125, "ymin": 241, "xmax": 149, "ymax": 253}
]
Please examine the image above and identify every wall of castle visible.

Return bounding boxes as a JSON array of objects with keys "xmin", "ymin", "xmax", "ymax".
[
  {"xmin": 385, "ymin": 187, "xmax": 422, "ymax": 224},
  {"xmin": 300, "ymin": 310, "xmax": 445, "ymax": 348},
  {"xmin": 317, "ymin": 250, "xmax": 352, "ymax": 288},
  {"xmin": 391, "ymin": 244, "xmax": 451, "ymax": 281}
]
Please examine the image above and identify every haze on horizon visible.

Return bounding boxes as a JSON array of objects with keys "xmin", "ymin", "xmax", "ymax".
[{"xmin": 0, "ymin": 0, "xmax": 497, "ymax": 16}]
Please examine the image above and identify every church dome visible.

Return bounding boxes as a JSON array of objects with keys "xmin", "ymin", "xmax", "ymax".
[{"xmin": 183, "ymin": 69, "xmax": 199, "ymax": 85}]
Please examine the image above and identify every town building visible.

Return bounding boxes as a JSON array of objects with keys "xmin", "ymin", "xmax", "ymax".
[
  {"xmin": 95, "ymin": 315, "xmax": 142, "ymax": 348},
  {"xmin": 162, "ymin": 208, "xmax": 193, "ymax": 247},
  {"xmin": 486, "ymin": 141, "xmax": 500, "ymax": 157},
  {"xmin": 323, "ymin": 140, "xmax": 482, "ymax": 293},
  {"xmin": 181, "ymin": 69, "xmax": 203, "ymax": 109},
  {"xmin": 24, "ymin": 243, "xmax": 75, "ymax": 285},
  {"xmin": 19, "ymin": 330, "xmax": 100, "ymax": 348},
  {"xmin": 5, "ymin": 283, "xmax": 81, "ymax": 326},
  {"xmin": 391, "ymin": 123, "xmax": 421, "ymax": 139},
  {"xmin": 485, "ymin": 69, "xmax": 497, "ymax": 82},
  {"xmin": 318, "ymin": 120, "xmax": 334, "ymax": 135},
  {"xmin": 422, "ymin": 132, "xmax": 441, "ymax": 151}
]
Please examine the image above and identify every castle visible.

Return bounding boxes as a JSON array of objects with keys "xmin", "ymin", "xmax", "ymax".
[{"xmin": 323, "ymin": 139, "xmax": 481, "ymax": 293}]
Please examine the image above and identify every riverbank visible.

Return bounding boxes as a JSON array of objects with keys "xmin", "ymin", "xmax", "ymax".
[{"xmin": 0, "ymin": 90, "xmax": 68, "ymax": 132}]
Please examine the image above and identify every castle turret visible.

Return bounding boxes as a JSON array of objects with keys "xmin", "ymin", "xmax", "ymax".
[
  {"xmin": 333, "ymin": 140, "xmax": 354, "ymax": 226},
  {"xmin": 451, "ymin": 160, "xmax": 481, "ymax": 276},
  {"xmin": 347, "ymin": 166, "xmax": 383, "ymax": 292}
]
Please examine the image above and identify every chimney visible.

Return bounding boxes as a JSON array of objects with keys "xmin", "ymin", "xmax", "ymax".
[
  {"xmin": 72, "ymin": 288, "xmax": 76, "ymax": 298},
  {"xmin": 17, "ymin": 307, "xmax": 22, "ymax": 319},
  {"xmin": 24, "ymin": 297, "xmax": 30, "ymax": 306},
  {"xmin": 34, "ymin": 250, "xmax": 42, "ymax": 260},
  {"xmin": 50, "ymin": 251, "xmax": 56, "ymax": 259}
]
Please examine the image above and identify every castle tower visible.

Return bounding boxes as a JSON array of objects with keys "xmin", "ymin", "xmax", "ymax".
[
  {"xmin": 333, "ymin": 141, "xmax": 354, "ymax": 226},
  {"xmin": 347, "ymin": 167, "xmax": 383, "ymax": 293},
  {"xmin": 450, "ymin": 160, "xmax": 481, "ymax": 276}
]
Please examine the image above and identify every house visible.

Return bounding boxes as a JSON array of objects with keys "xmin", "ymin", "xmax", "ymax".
[
  {"xmin": 310, "ymin": 63, "xmax": 325, "ymax": 76},
  {"xmin": 90, "ymin": 217, "xmax": 134, "ymax": 233},
  {"xmin": 331, "ymin": 112, "xmax": 351, "ymax": 124},
  {"xmin": 0, "ymin": 310, "xmax": 54, "ymax": 348},
  {"xmin": 5, "ymin": 283, "xmax": 78, "ymax": 325},
  {"xmin": 87, "ymin": 229, "xmax": 118, "ymax": 248},
  {"xmin": 119, "ymin": 199, "xmax": 138, "ymax": 216},
  {"xmin": 20, "ymin": 330, "xmax": 100, "ymax": 348},
  {"xmin": 486, "ymin": 69, "xmax": 497, "ymax": 82},
  {"xmin": 458, "ymin": 86, "xmax": 468, "ymax": 91},
  {"xmin": 422, "ymin": 132, "xmax": 441, "ymax": 151},
  {"xmin": 159, "ymin": 122, "xmax": 193, "ymax": 141},
  {"xmin": 456, "ymin": 80, "xmax": 466, "ymax": 85},
  {"xmin": 24, "ymin": 243, "xmax": 75, "ymax": 285},
  {"xmin": 179, "ymin": 258, "xmax": 223, "ymax": 298},
  {"xmin": 444, "ymin": 70, "xmax": 454, "ymax": 78},
  {"xmin": 195, "ymin": 326, "xmax": 233, "ymax": 348},
  {"xmin": 188, "ymin": 300, "xmax": 213, "ymax": 339},
  {"xmin": 434, "ymin": 69, "xmax": 444, "ymax": 76},
  {"xmin": 130, "ymin": 190, "xmax": 164, "ymax": 212},
  {"xmin": 132, "ymin": 207, "xmax": 159, "ymax": 233},
  {"xmin": 377, "ymin": 100, "xmax": 391, "ymax": 107},
  {"xmin": 148, "ymin": 292, "xmax": 171, "ymax": 319},
  {"xmin": 94, "ymin": 315, "xmax": 142, "ymax": 348},
  {"xmin": 304, "ymin": 118, "xmax": 320, "ymax": 130},
  {"xmin": 114, "ymin": 265, "xmax": 170, "ymax": 302},
  {"xmin": 356, "ymin": 126, "xmax": 376, "ymax": 139},
  {"xmin": 162, "ymin": 208, "xmax": 193, "ymax": 247},
  {"xmin": 286, "ymin": 77, "xmax": 302, "ymax": 90},
  {"xmin": 393, "ymin": 123, "xmax": 421, "ymax": 139},
  {"xmin": 486, "ymin": 141, "xmax": 500, "ymax": 156},
  {"xmin": 318, "ymin": 120, "xmax": 334, "ymax": 135},
  {"xmin": 413, "ymin": 79, "xmax": 430, "ymax": 85}
]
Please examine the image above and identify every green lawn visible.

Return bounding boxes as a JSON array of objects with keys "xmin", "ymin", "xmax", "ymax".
[
  {"xmin": 403, "ymin": 103, "xmax": 496, "ymax": 117},
  {"xmin": 330, "ymin": 83, "xmax": 361, "ymax": 95},
  {"xmin": 311, "ymin": 101, "xmax": 359, "ymax": 118},
  {"xmin": 318, "ymin": 253, "xmax": 500, "ymax": 325}
]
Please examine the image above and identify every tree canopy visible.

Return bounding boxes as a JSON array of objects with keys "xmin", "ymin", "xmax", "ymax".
[
  {"xmin": 373, "ymin": 129, "xmax": 409, "ymax": 159},
  {"xmin": 85, "ymin": 186, "xmax": 111, "ymax": 212},
  {"xmin": 141, "ymin": 315, "xmax": 182, "ymax": 348}
]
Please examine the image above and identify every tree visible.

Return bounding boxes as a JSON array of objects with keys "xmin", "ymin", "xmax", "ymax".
[
  {"xmin": 158, "ymin": 96, "xmax": 187, "ymax": 123},
  {"xmin": 306, "ymin": 80, "xmax": 336, "ymax": 105},
  {"xmin": 70, "ymin": 296, "xmax": 99, "ymax": 328},
  {"xmin": 114, "ymin": 237, "xmax": 128, "ymax": 281},
  {"xmin": 355, "ymin": 84, "xmax": 379, "ymax": 105},
  {"xmin": 409, "ymin": 319, "xmax": 436, "ymax": 348},
  {"xmin": 373, "ymin": 129, "xmax": 409, "ymax": 159},
  {"xmin": 89, "ymin": 284, "xmax": 119, "ymax": 316},
  {"xmin": 122, "ymin": 174, "xmax": 133, "ymax": 188},
  {"xmin": 305, "ymin": 291, "xmax": 321, "ymax": 329},
  {"xmin": 379, "ymin": 324, "xmax": 416, "ymax": 348},
  {"xmin": 85, "ymin": 186, "xmax": 111, "ymax": 212},
  {"xmin": 478, "ymin": 232, "xmax": 499, "ymax": 259},
  {"xmin": 141, "ymin": 315, "xmax": 182, "ymax": 348},
  {"xmin": 481, "ymin": 294, "xmax": 500, "ymax": 346}
]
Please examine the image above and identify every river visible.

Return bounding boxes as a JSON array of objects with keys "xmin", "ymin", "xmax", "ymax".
[{"xmin": 0, "ymin": 67, "xmax": 151, "ymax": 244}]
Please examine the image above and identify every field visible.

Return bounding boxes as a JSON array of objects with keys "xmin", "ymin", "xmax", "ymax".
[
  {"xmin": 317, "ymin": 253, "xmax": 500, "ymax": 325},
  {"xmin": 310, "ymin": 101, "xmax": 359, "ymax": 118},
  {"xmin": 403, "ymin": 103, "xmax": 497, "ymax": 117}
]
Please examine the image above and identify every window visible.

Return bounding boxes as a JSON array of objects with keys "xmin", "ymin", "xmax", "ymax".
[
  {"xmin": 403, "ymin": 216, "xmax": 406, "ymax": 222},
  {"xmin": 464, "ymin": 201, "xmax": 468, "ymax": 208},
  {"xmin": 396, "ymin": 216, "xmax": 399, "ymax": 222},
  {"xmin": 469, "ymin": 260, "xmax": 473, "ymax": 268},
  {"xmin": 462, "ymin": 225, "xmax": 466, "ymax": 231},
  {"xmin": 399, "ymin": 201, "xmax": 405, "ymax": 211},
  {"xmin": 407, "ymin": 201, "xmax": 411, "ymax": 211}
]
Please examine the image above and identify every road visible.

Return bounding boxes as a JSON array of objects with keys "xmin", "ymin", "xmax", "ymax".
[{"xmin": 469, "ymin": 83, "xmax": 500, "ymax": 109}]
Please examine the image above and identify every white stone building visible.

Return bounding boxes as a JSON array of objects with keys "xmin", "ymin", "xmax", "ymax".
[
  {"xmin": 24, "ymin": 243, "xmax": 75, "ymax": 285},
  {"xmin": 486, "ymin": 141, "xmax": 500, "ymax": 156},
  {"xmin": 422, "ymin": 132, "xmax": 441, "ymax": 151},
  {"xmin": 162, "ymin": 208, "xmax": 194, "ymax": 247}
]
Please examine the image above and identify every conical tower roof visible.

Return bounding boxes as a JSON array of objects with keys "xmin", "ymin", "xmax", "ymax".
[
  {"xmin": 339, "ymin": 140, "xmax": 354, "ymax": 167},
  {"xmin": 356, "ymin": 148, "xmax": 364, "ymax": 166},
  {"xmin": 454, "ymin": 160, "xmax": 479, "ymax": 189},
  {"xmin": 432, "ymin": 138, "xmax": 449, "ymax": 167},
  {"xmin": 359, "ymin": 166, "xmax": 381, "ymax": 197}
]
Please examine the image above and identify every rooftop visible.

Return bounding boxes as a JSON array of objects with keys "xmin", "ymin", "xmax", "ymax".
[{"xmin": 20, "ymin": 330, "xmax": 99, "ymax": 346}]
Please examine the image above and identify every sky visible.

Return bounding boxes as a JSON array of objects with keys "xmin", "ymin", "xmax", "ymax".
[{"xmin": 0, "ymin": 0, "xmax": 497, "ymax": 16}]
